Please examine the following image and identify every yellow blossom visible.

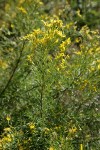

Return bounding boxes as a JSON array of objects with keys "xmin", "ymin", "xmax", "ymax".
[
  {"xmin": 2, "ymin": 134, "xmax": 12, "ymax": 142},
  {"xmin": 66, "ymin": 22, "xmax": 73, "ymax": 29},
  {"xmin": 80, "ymin": 25, "xmax": 90, "ymax": 35},
  {"xmin": 80, "ymin": 144, "xmax": 83, "ymax": 150},
  {"xmin": 27, "ymin": 55, "xmax": 32, "ymax": 63},
  {"xmin": 93, "ymin": 86, "xmax": 97, "ymax": 92},
  {"xmin": 44, "ymin": 127, "xmax": 50, "ymax": 134},
  {"xmin": 97, "ymin": 60, "xmax": 100, "ymax": 63},
  {"xmin": 88, "ymin": 48, "xmax": 93, "ymax": 55},
  {"xmin": 59, "ymin": 43, "xmax": 66, "ymax": 52},
  {"xmin": 54, "ymin": 30, "xmax": 65, "ymax": 38},
  {"xmin": 43, "ymin": 17, "xmax": 63, "ymax": 28},
  {"xmin": 87, "ymin": 34, "xmax": 92, "ymax": 40},
  {"xmin": 54, "ymin": 126, "xmax": 61, "ymax": 130},
  {"xmin": 62, "ymin": 58, "xmax": 65, "ymax": 64},
  {"xmin": 21, "ymin": 33, "xmax": 34, "ymax": 40},
  {"xmin": 74, "ymin": 51, "xmax": 82, "ymax": 55},
  {"xmin": 76, "ymin": 9, "xmax": 82, "ymax": 18},
  {"xmin": 23, "ymin": 140, "xmax": 28, "ymax": 144},
  {"xmin": 49, "ymin": 147, "xmax": 55, "ymax": 150},
  {"xmin": 34, "ymin": 28, "xmax": 43, "ymax": 36},
  {"xmin": 4, "ymin": 128, "xmax": 11, "ymax": 132},
  {"xmin": 97, "ymin": 64, "xmax": 100, "ymax": 70},
  {"xmin": 80, "ymin": 44, "xmax": 84, "ymax": 49},
  {"xmin": 29, "ymin": 123, "xmax": 35, "ymax": 130},
  {"xmin": 40, "ymin": 37, "xmax": 50, "ymax": 45},
  {"xmin": 85, "ymin": 134, "xmax": 91, "ymax": 139},
  {"xmin": 91, "ymin": 30, "xmax": 99, "ymax": 35},
  {"xmin": 81, "ymin": 80, "xmax": 88, "ymax": 90},
  {"xmin": 66, "ymin": 55, "xmax": 70, "ymax": 59},
  {"xmin": 6, "ymin": 115, "xmax": 11, "ymax": 121},
  {"xmin": 19, "ymin": 0, "xmax": 25, "ymax": 4},
  {"xmin": 47, "ymin": 69, "xmax": 50, "ymax": 73},
  {"xmin": 55, "ymin": 39, "xmax": 59, "ymax": 43},
  {"xmin": 90, "ymin": 67, "xmax": 95, "ymax": 72},
  {"xmin": 84, "ymin": 80, "xmax": 88, "ymax": 86},
  {"xmin": 59, "ymin": 38, "xmax": 71, "ymax": 52},
  {"xmin": 18, "ymin": 7, "xmax": 27, "ymax": 14},
  {"xmin": 57, "ymin": 67, "xmax": 60, "ymax": 71},
  {"xmin": 66, "ymin": 37, "xmax": 71, "ymax": 45},
  {"xmin": 75, "ymin": 37, "xmax": 82, "ymax": 43},
  {"xmin": 69, "ymin": 127, "xmax": 77, "ymax": 134},
  {"xmin": 0, "ymin": 60, "xmax": 8, "ymax": 69},
  {"xmin": 57, "ymin": 52, "xmax": 65, "ymax": 58},
  {"xmin": 11, "ymin": 24, "xmax": 14, "ymax": 28},
  {"xmin": 60, "ymin": 63, "xmax": 65, "ymax": 69},
  {"xmin": 38, "ymin": 1, "xmax": 43, "ymax": 5}
]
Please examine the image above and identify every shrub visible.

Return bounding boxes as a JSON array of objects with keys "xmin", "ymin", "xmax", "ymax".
[{"xmin": 0, "ymin": 0, "xmax": 100, "ymax": 149}]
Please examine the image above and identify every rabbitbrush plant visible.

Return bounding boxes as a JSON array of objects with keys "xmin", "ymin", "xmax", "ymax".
[{"xmin": 0, "ymin": 0, "xmax": 100, "ymax": 150}]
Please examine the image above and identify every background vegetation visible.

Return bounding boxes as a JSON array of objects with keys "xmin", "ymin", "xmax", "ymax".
[{"xmin": 0, "ymin": 0, "xmax": 100, "ymax": 149}]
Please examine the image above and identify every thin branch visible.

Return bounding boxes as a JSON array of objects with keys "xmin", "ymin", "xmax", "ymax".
[
  {"xmin": 0, "ymin": 43, "xmax": 25, "ymax": 96},
  {"xmin": 24, "ymin": 85, "xmax": 39, "ymax": 93}
]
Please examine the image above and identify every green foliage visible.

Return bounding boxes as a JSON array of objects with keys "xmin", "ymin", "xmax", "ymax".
[{"xmin": 0, "ymin": 0, "xmax": 100, "ymax": 150}]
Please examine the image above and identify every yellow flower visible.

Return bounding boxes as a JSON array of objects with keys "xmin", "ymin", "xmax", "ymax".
[
  {"xmin": 54, "ymin": 30, "xmax": 65, "ymax": 38},
  {"xmin": 4, "ymin": 128, "xmax": 11, "ymax": 132},
  {"xmin": 85, "ymin": 134, "xmax": 91, "ymax": 139},
  {"xmin": 19, "ymin": 0, "xmax": 25, "ymax": 4},
  {"xmin": 66, "ymin": 55, "xmax": 70, "ymax": 59},
  {"xmin": 96, "ymin": 47, "xmax": 100, "ymax": 52},
  {"xmin": 0, "ymin": 60, "xmax": 8, "ymax": 69},
  {"xmin": 69, "ymin": 127, "xmax": 77, "ymax": 134},
  {"xmin": 80, "ymin": 44, "xmax": 84, "ymax": 49},
  {"xmin": 7, "ymin": 134, "xmax": 12, "ymax": 142},
  {"xmin": 59, "ymin": 43, "xmax": 66, "ymax": 52},
  {"xmin": 74, "ymin": 51, "xmax": 82, "ymax": 55},
  {"xmin": 97, "ymin": 60, "xmax": 100, "ymax": 63},
  {"xmin": 59, "ymin": 38, "xmax": 71, "ymax": 52},
  {"xmin": 27, "ymin": 55, "xmax": 32, "ymax": 63},
  {"xmin": 38, "ymin": 1, "xmax": 43, "ymax": 5},
  {"xmin": 55, "ymin": 39, "xmax": 59, "ymax": 43},
  {"xmin": 54, "ymin": 126, "xmax": 61, "ymax": 130},
  {"xmin": 80, "ymin": 144, "xmax": 83, "ymax": 150},
  {"xmin": 44, "ymin": 127, "xmax": 50, "ymax": 134},
  {"xmin": 3, "ymin": 134, "xmax": 12, "ymax": 142},
  {"xmin": 11, "ymin": 24, "xmax": 14, "ymax": 28},
  {"xmin": 66, "ymin": 37, "xmax": 71, "ymax": 45},
  {"xmin": 29, "ymin": 123, "xmax": 35, "ymax": 130},
  {"xmin": 57, "ymin": 67, "xmax": 60, "ymax": 71},
  {"xmin": 66, "ymin": 22, "xmax": 73, "ymax": 29},
  {"xmin": 75, "ymin": 37, "xmax": 81, "ymax": 43},
  {"xmin": 49, "ymin": 147, "xmax": 55, "ymax": 150},
  {"xmin": 93, "ymin": 86, "xmax": 97, "ymax": 92},
  {"xmin": 24, "ymin": 140, "xmax": 28, "ymax": 144},
  {"xmin": 97, "ymin": 64, "xmax": 100, "ymax": 70},
  {"xmin": 21, "ymin": 33, "xmax": 34, "ymax": 40},
  {"xmin": 47, "ymin": 69, "xmax": 50, "ymax": 73},
  {"xmin": 6, "ymin": 115, "xmax": 11, "ymax": 121},
  {"xmin": 34, "ymin": 28, "xmax": 43, "ymax": 36},
  {"xmin": 76, "ymin": 9, "xmax": 82, "ymax": 18},
  {"xmin": 90, "ymin": 67, "xmax": 95, "ymax": 72},
  {"xmin": 18, "ymin": 7, "xmax": 27, "ymax": 14}
]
